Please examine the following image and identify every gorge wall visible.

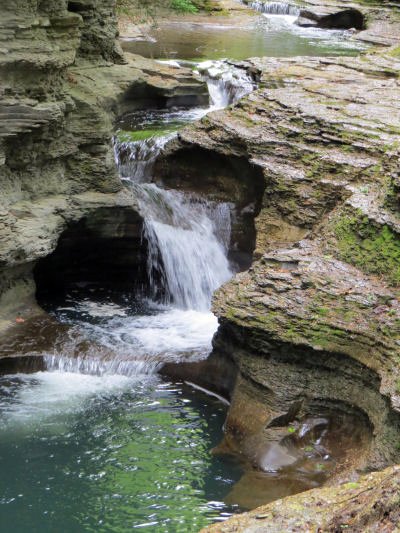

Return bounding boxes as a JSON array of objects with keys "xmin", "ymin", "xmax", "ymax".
[
  {"xmin": 0, "ymin": 0, "xmax": 207, "ymax": 332},
  {"xmin": 156, "ymin": 30, "xmax": 400, "ymax": 528},
  {"xmin": 2, "ymin": 0, "xmax": 400, "ymax": 529}
]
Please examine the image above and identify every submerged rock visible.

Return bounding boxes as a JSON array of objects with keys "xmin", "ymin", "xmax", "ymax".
[{"xmin": 202, "ymin": 465, "xmax": 400, "ymax": 532}]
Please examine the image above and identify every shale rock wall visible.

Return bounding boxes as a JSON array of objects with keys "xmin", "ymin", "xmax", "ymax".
[
  {"xmin": 158, "ymin": 37, "xmax": 400, "ymax": 527},
  {"xmin": 0, "ymin": 0, "xmax": 207, "ymax": 332}
]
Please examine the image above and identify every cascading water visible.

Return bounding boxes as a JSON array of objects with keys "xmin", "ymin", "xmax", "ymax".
[
  {"xmin": 137, "ymin": 184, "xmax": 232, "ymax": 311},
  {"xmin": 113, "ymin": 133, "xmax": 175, "ymax": 182},
  {"xmin": 249, "ymin": 1, "xmax": 300, "ymax": 16},
  {"xmin": 45, "ymin": 61, "xmax": 249, "ymax": 376},
  {"xmin": 196, "ymin": 60, "xmax": 255, "ymax": 110},
  {"xmin": 113, "ymin": 61, "xmax": 254, "ymax": 183}
]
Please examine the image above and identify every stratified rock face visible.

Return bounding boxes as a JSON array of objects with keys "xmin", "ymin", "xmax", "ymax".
[
  {"xmin": 0, "ymin": 0, "xmax": 207, "ymax": 330},
  {"xmin": 65, "ymin": 0, "xmax": 125, "ymax": 63},
  {"xmin": 157, "ymin": 49, "xmax": 400, "ymax": 486}
]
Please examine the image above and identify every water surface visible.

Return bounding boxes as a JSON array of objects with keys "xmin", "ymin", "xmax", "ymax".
[
  {"xmin": 122, "ymin": 14, "xmax": 365, "ymax": 61},
  {"xmin": 0, "ymin": 371, "xmax": 239, "ymax": 532}
]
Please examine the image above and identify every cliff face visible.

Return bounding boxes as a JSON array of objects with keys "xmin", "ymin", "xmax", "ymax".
[
  {"xmin": 0, "ymin": 0, "xmax": 207, "ymax": 331},
  {"xmin": 156, "ymin": 40, "xmax": 400, "ymax": 507}
]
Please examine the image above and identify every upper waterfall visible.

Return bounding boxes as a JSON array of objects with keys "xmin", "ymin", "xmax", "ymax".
[{"xmin": 248, "ymin": 1, "xmax": 300, "ymax": 15}]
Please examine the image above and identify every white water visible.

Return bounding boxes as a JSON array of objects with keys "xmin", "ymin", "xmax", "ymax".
[
  {"xmin": 46, "ymin": 303, "xmax": 219, "ymax": 375},
  {"xmin": 249, "ymin": 1, "xmax": 300, "ymax": 16},
  {"xmin": 0, "ymin": 371, "xmax": 134, "ymax": 430},
  {"xmin": 196, "ymin": 60, "xmax": 255, "ymax": 110},
  {"xmin": 136, "ymin": 184, "xmax": 232, "ymax": 311},
  {"xmin": 114, "ymin": 133, "xmax": 176, "ymax": 182}
]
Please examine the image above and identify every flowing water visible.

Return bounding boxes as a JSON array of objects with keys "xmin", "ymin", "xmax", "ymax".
[
  {"xmin": 0, "ymin": 8, "xmax": 370, "ymax": 532},
  {"xmin": 0, "ymin": 60, "xmax": 243, "ymax": 531},
  {"xmin": 249, "ymin": 1, "xmax": 300, "ymax": 16}
]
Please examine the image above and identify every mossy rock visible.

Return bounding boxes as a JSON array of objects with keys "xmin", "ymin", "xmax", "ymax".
[{"xmin": 333, "ymin": 210, "xmax": 400, "ymax": 285}]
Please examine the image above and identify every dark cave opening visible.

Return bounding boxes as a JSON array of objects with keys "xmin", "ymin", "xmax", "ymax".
[{"xmin": 33, "ymin": 207, "xmax": 150, "ymax": 307}]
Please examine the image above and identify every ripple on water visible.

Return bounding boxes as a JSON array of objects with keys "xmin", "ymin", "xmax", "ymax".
[{"xmin": 0, "ymin": 373, "xmax": 240, "ymax": 532}]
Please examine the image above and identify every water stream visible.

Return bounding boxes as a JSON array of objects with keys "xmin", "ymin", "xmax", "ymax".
[{"xmin": 249, "ymin": 1, "xmax": 300, "ymax": 16}]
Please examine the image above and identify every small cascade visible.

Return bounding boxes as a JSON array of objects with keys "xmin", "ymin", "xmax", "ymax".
[
  {"xmin": 44, "ymin": 353, "xmax": 161, "ymax": 377},
  {"xmin": 249, "ymin": 1, "xmax": 300, "ymax": 16},
  {"xmin": 196, "ymin": 60, "xmax": 255, "ymax": 110},
  {"xmin": 113, "ymin": 61, "xmax": 255, "ymax": 183},
  {"xmin": 113, "ymin": 133, "xmax": 176, "ymax": 182},
  {"xmin": 135, "ymin": 184, "xmax": 232, "ymax": 311}
]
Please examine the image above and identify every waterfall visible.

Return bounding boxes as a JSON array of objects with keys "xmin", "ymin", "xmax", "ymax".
[
  {"xmin": 249, "ymin": 1, "xmax": 300, "ymax": 15},
  {"xmin": 197, "ymin": 60, "xmax": 255, "ymax": 110},
  {"xmin": 135, "ymin": 184, "xmax": 232, "ymax": 311},
  {"xmin": 113, "ymin": 133, "xmax": 176, "ymax": 182},
  {"xmin": 46, "ymin": 59, "xmax": 244, "ymax": 377},
  {"xmin": 44, "ymin": 353, "xmax": 161, "ymax": 377},
  {"xmin": 110, "ymin": 59, "xmax": 252, "ymax": 315}
]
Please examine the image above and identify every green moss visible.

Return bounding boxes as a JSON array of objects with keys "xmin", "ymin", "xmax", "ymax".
[
  {"xmin": 170, "ymin": 0, "xmax": 198, "ymax": 13},
  {"xmin": 389, "ymin": 46, "xmax": 400, "ymax": 58},
  {"xmin": 333, "ymin": 212, "xmax": 400, "ymax": 285},
  {"xmin": 116, "ymin": 0, "xmax": 200, "ymax": 17},
  {"xmin": 344, "ymin": 482, "xmax": 360, "ymax": 489}
]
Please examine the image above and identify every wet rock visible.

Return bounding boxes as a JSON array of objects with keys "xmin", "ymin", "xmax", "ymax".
[
  {"xmin": 294, "ymin": 0, "xmax": 400, "ymax": 47},
  {"xmin": 157, "ymin": 40, "xmax": 400, "ymax": 504},
  {"xmin": 297, "ymin": 8, "xmax": 365, "ymax": 30},
  {"xmin": 202, "ymin": 465, "xmax": 400, "ymax": 532}
]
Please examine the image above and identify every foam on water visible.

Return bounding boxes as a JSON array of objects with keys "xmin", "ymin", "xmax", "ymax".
[
  {"xmin": 106, "ymin": 308, "xmax": 218, "ymax": 356},
  {"xmin": 47, "ymin": 305, "xmax": 219, "ymax": 372},
  {"xmin": 0, "ymin": 371, "xmax": 135, "ymax": 430}
]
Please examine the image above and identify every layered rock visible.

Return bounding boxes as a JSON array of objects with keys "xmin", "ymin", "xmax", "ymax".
[
  {"xmin": 203, "ymin": 464, "xmax": 400, "ymax": 532},
  {"xmin": 244, "ymin": 0, "xmax": 400, "ymax": 46},
  {"xmin": 0, "ymin": 0, "xmax": 207, "ymax": 332},
  {"xmin": 295, "ymin": 1, "xmax": 400, "ymax": 47},
  {"xmin": 155, "ymin": 44, "xmax": 400, "ymax": 513}
]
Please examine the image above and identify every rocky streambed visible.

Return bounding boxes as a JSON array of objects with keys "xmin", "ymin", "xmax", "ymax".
[{"xmin": 1, "ymin": 0, "xmax": 400, "ymax": 531}]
